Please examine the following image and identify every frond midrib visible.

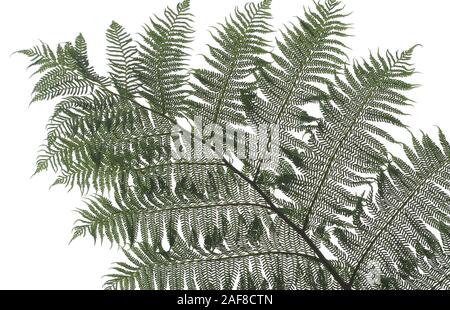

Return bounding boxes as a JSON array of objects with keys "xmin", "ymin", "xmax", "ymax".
[
  {"xmin": 349, "ymin": 159, "xmax": 450, "ymax": 286},
  {"xmin": 302, "ymin": 54, "xmax": 408, "ymax": 230},
  {"xmin": 211, "ymin": 2, "xmax": 270, "ymax": 123}
]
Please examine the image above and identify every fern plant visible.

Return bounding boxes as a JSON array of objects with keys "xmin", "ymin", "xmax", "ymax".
[{"xmin": 18, "ymin": 0, "xmax": 450, "ymax": 290}]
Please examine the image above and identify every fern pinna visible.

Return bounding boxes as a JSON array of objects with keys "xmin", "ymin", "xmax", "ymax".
[{"xmin": 18, "ymin": 0, "xmax": 450, "ymax": 290}]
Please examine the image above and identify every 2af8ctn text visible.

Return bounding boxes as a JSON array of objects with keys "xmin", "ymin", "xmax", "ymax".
[{"xmin": 177, "ymin": 294, "xmax": 273, "ymax": 307}]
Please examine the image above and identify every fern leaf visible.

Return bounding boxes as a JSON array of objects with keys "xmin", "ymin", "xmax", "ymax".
[
  {"xmin": 18, "ymin": 39, "xmax": 108, "ymax": 102},
  {"xmin": 249, "ymin": 0, "xmax": 350, "ymax": 177},
  {"xmin": 348, "ymin": 131, "xmax": 450, "ymax": 289},
  {"xmin": 191, "ymin": 0, "xmax": 272, "ymax": 126},
  {"xmin": 294, "ymin": 47, "xmax": 418, "ymax": 232},
  {"xmin": 106, "ymin": 21, "xmax": 140, "ymax": 96},
  {"xmin": 137, "ymin": 0, "xmax": 194, "ymax": 118}
]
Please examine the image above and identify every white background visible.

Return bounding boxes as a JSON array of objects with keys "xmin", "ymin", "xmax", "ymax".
[{"xmin": 0, "ymin": 0, "xmax": 449, "ymax": 289}]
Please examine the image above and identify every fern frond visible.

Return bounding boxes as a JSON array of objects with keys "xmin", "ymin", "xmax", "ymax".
[
  {"xmin": 33, "ymin": 92, "xmax": 171, "ymax": 192},
  {"xmin": 104, "ymin": 208, "xmax": 348, "ymax": 290},
  {"xmin": 18, "ymin": 39, "xmax": 109, "ymax": 102},
  {"xmin": 348, "ymin": 130, "xmax": 450, "ymax": 289},
  {"xmin": 104, "ymin": 241, "xmax": 326, "ymax": 290},
  {"xmin": 137, "ymin": 0, "xmax": 194, "ymax": 118},
  {"xmin": 248, "ymin": 0, "xmax": 350, "ymax": 178},
  {"xmin": 106, "ymin": 21, "xmax": 140, "ymax": 97},
  {"xmin": 70, "ymin": 165, "xmax": 261, "ymax": 246},
  {"xmin": 18, "ymin": 0, "xmax": 449, "ymax": 291},
  {"xmin": 191, "ymin": 0, "xmax": 272, "ymax": 126},
  {"xmin": 252, "ymin": 0, "xmax": 349, "ymax": 134},
  {"xmin": 287, "ymin": 47, "xmax": 418, "ymax": 232}
]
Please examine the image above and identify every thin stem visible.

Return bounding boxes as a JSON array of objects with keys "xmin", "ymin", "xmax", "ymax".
[
  {"xmin": 302, "ymin": 96, "xmax": 368, "ymax": 230},
  {"xmin": 223, "ymin": 158, "xmax": 351, "ymax": 290}
]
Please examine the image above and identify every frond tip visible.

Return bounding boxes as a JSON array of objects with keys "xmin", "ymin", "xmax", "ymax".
[{"xmin": 106, "ymin": 21, "xmax": 139, "ymax": 96}]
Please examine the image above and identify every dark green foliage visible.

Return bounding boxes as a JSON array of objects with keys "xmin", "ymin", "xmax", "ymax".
[
  {"xmin": 191, "ymin": 0, "xmax": 272, "ymax": 126},
  {"xmin": 19, "ymin": 0, "xmax": 450, "ymax": 290},
  {"xmin": 137, "ymin": 0, "xmax": 194, "ymax": 117},
  {"xmin": 106, "ymin": 22, "xmax": 139, "ymax": 97},
  {"xmin": 347, "ymin": 132, "xmax": 450, "ymax": 289}
]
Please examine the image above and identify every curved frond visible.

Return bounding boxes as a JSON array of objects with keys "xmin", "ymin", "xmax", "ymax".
[
  {"xmin": 286, "ymin": 47, "xmax": 417, "ymax": 232},
  {"xmin": 18, "ymin": 37, "xmax": 109, "ymax": 102}
]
